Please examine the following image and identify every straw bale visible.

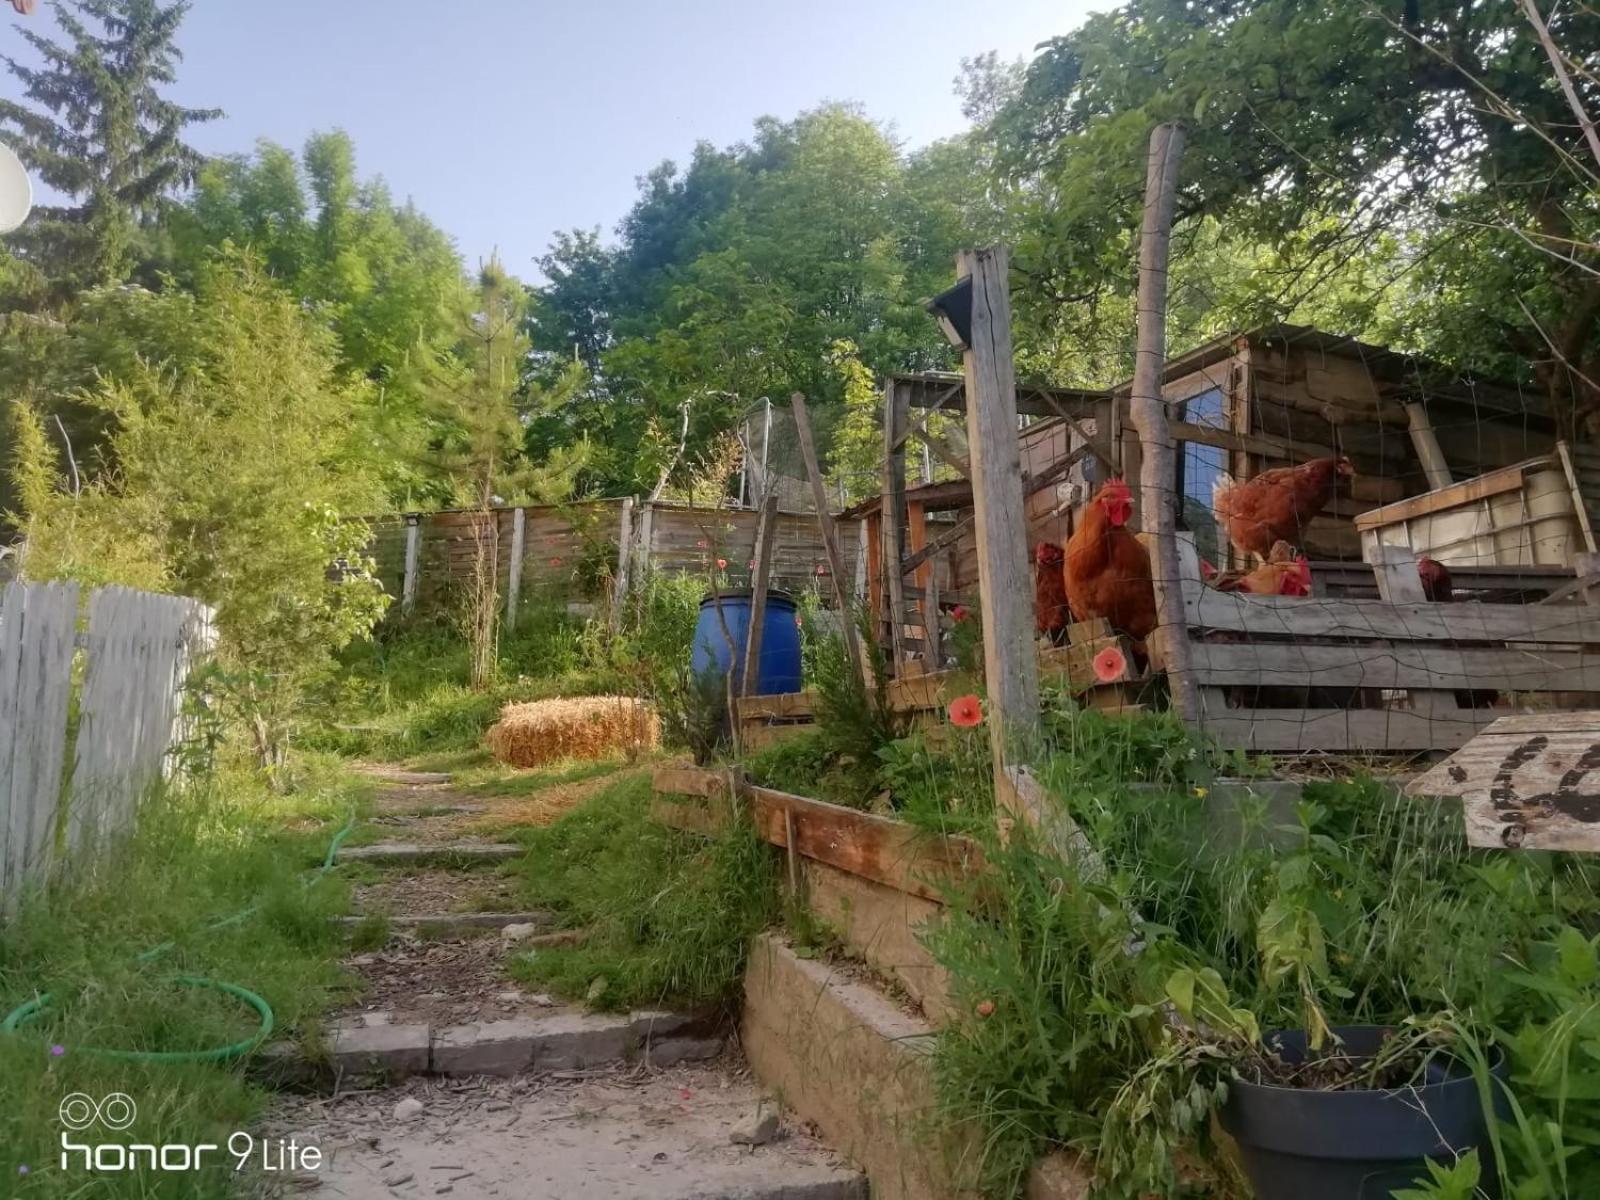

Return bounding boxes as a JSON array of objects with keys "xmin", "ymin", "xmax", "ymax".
[{"xmin": 486, "ymin": 695, "xmax": 660, "ymax": 768}]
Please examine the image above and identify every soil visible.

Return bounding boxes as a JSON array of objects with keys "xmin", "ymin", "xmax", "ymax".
[
  {"xmin": 352, "ymin": 868, "xmax": 522, "ymax": 919},
  {"xmin": 339, "ymin": 933, "xmax": 553, "ymax": 1029}
]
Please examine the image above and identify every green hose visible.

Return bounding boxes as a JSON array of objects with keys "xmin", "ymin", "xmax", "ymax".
[{"xmin": 1, "ymin": 810, "xmax": 357, "ymax": 1063}]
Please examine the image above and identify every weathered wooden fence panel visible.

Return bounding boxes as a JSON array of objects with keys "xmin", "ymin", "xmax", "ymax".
[
  {"xmin": 0, "ymin": 581, "xmax": 79, "ymax": 912},
  {"xmin": 0, "ymin": 582, "xmax": 214, "ymax": 914},
  {"xmin": 68, "ymin": 588, "xmax": 214, "ymax": 857}
]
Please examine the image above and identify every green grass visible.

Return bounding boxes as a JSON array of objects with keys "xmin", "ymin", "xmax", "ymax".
[
  {"xmin": 505, "ymin": 772, "xmax": 778, "ymax": 1013},
  {"xmin": 0, "ymin": 765, "xmax": 366, "ymax": 1197}
]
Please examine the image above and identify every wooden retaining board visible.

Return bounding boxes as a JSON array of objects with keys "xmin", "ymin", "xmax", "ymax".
[
  {"xmin": 650, "ymin": 768, "xmax": 983, "ymax": 903},
  {"xmin": 1408, "ymin": 712, "xmax": 1600, "ymax": 851}
]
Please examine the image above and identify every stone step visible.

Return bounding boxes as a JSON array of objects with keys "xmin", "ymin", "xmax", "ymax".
[
  {"xmin": 338, "ymin": 841, "xmax": 523, "ymax": 865},
  {"xmin": 333, "ymin": 910, "xmax": 555, "ymax": 936},
  {"xmin": 264, "ymin": 1064, "xmax": 866, "ymax": 1200},
  {"xmin": 355, "ymin": 765, "xmax": 453, "ymax": 785},
  {"xmin": 260, "ymin": 1008, "xmax": 724, "ymax": 1089}
]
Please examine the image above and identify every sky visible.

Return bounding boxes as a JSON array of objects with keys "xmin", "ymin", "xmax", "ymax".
[{"xmin": 5, "ymin": 0, "xmax": 1095, "ymax": 277}]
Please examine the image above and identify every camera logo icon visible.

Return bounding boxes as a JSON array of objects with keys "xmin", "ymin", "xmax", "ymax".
[{"xmin": 59, "ymin": 1093, "xmax": 136, "ymax": 1132}]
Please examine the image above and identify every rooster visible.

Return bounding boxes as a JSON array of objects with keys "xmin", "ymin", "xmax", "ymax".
[
  {"xmin": 1065, "ymin": 479, "xmax": 1156, "ymax": 661},
  {"xmin": 1034, "ymin": 542, "xmax": 1072, "ymax": 646},
  {"xmin": 1214, "ymin": 456, "xmax": 1354, "ymax": 561}
]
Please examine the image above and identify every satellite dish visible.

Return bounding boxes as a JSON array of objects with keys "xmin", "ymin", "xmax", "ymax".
[{"xmin": 0, "ymin": 141, "xmax": 33, "ymax": 234}]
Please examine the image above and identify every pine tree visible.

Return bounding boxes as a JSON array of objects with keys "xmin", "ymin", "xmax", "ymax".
[{"xmin": 0, "ymin": 0, "xmax": 220, "ymax": 291}]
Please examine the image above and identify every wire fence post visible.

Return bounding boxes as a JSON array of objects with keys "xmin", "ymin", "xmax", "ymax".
[{"xmin": 1129, "ymin": 122, "xmax": 1200, "ymax": 723}]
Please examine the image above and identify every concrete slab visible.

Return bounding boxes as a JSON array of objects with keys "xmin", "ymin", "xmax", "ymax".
[
  {"xmin": 338, "ymin": 841, "xmax": 523, "ymax": 865},
  {"xmin": 329, "ymin": 1023, "xmax": 431, "ymax": 1077},
  {"xmin": 265, "ymin": 1064, "xmax": 866, "ymax": 1200},
  {"xmin": 332, "ymin": 910, "xmax": 555, "ymax": 935},
  {"xmin": 430, "ymin": 1011, "xmax": 639, "ymax": 1076},
  {"xmin": 741, "ymin": 934, "xmax": 968, "ymax": 1200}
]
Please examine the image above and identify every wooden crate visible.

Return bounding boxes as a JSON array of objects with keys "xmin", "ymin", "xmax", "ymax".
[{"xmin": 1182, "ymin": 580, "xmax": 1600, "ymax": 752}]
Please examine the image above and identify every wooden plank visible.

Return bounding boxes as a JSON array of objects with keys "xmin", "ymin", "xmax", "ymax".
[
  {"xmin": 1352, "ymin": 460, "xmax": 1539, "ymax": 531},
  {"xmin": 1198, "ymin": 703, "xmax": 1496, "ymax": 752},
  {"xmin": 743, "ymin": 785, "xmax": 984, "ymax": 902},
  {"xmin": 652, "ymin": 765, "xmax": 734, "ymax": 799},
  {"xmin": 505, "ymin": 507, "xmax": 527, "ymax": 627},
  {"xmin": 738, "ymin": 722, "xmax": 815, "ymax": 751},
  {"xmin": 741, "ymin": 495, "xmax": 781, "ymax": 697},
  {"xmin": 1556, "ymin": 441, "xmax": 1600, "ymax": 555},
  {"xmin": 650, "ymin": 794, "xmax": 730, "ymax": 838},
  {"xmin": 610, "ymin": 497, "xmax": 634, "ymax": 631},
  {"xmin": 0, "ymin": 582, "xmax": 79, "ymax": 913},
  {"xmin": 956, "ymin": 245, "xmax": 1041, "ymax": 769},
  {"xmin": 735, "ymin": 692, "xmax": 817, "ymax": 721},
  {"xmin": 1183, "ymin": 582, "xmax": 1600, "ymax": 644},
  {"xmin": 882, "ymin": 379, "xmax": 912, "ymax": 670},
  {"xmin": 1189, "ymin": 639, "xmax": 1600, "ymax": 692},
  {"xmin": 792, "ymin": 393, "xmax": 869, "ymax": 680},
  {"xmin": 401, "ymin": 515, "xmax": 422, "ymax": 612},
  {"xmin": 1405, "ymin": 402, "xmax": 1454, "ymax": 489},
  {"xmin": 1369, "ymin": 544, "xmax": 1427, "ymax": 604},
  {"xmin": 1408, "ymin": 712, "xmax": 1600, "ymax": 850}
]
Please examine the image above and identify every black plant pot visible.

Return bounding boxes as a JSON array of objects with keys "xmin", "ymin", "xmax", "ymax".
[{"xmin": 1218, "ymin": 1026, "xmax": 1504, "ymax": 1200}]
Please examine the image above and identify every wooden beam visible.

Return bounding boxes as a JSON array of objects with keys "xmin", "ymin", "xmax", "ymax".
[
  {"xmin": 505, "ymin": 507, "xmax": 527, "ymax": 628},
  {"xmin": 791, "ymin": 393, "xmax": 869, "ymax": 680},
  {"xmin": 609, "ymin": 498, "xmax": 633, "ymax": 631},
  {"xmin": 401, "ymin": 514, "xmax": 422, "ymax": 612},
  {"xmin": 956, "ymin": 245, "xmax": 1042, "ymax": 773},
  {"xmin": 1188, "ymin": 639, "xmax": 1600, "ymax": 692},
  {"xmin": 882, "ymin": 379, "xmax": 912, "ymax": 670},
  {"xmin": 1405, "ymin": 402, "xmax": 1454, "ymax": 490},
  {"xmin": 1369, "ymin": 544, "xmax": 1427, "ymax": 604},
  {"xmin": 1128, "ymin": 122, "xmax": 1198, "ymax": 720},
  {"xmin": 740, "ymin": 495, "xmax": 780, "ymax": 696}
]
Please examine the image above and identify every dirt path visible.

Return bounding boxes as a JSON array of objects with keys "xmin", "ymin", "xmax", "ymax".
[{"xmin": 255, "ymin": 763, "xmax": 862, "ymax": 1199}]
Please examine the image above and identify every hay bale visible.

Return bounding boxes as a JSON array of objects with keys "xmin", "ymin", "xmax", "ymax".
[{"xmin": 486, "ymin": 696, "xmax": 660, "ymax": 769}]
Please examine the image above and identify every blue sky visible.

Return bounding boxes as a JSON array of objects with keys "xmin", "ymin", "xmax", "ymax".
[{"xmin": 6, "ymin": 0, "xmax": 1095, "ymax": 276}]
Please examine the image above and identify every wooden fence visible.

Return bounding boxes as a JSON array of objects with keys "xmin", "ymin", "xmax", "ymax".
[
  {"xmin": 0, "ymin": 582, "xmax": 215, "ymax": 916},
  {"xmin": 361, "ymin": 499, "xmax": 864, "ymax": 619}
]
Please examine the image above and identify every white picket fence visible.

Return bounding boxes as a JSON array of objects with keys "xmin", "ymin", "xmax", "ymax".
[{"xmin": 0, "ymin": 582, "xmax": 215, "ymax": 915}]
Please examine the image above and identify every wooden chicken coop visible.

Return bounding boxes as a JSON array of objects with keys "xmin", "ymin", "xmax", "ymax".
[{"xmin": 826, "ymin": 323, "xmax": 1600, "ymax": 754}]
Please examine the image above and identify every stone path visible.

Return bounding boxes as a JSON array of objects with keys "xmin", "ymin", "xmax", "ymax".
[{"xmin": 256, "ymin": 763, "xmax": 863, "ymax": 1199}]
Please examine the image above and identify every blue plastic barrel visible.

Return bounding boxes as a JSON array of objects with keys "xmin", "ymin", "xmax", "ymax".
[{"xmin": 690, "ymin": 590, "xmax": 803, "ymax": 697}]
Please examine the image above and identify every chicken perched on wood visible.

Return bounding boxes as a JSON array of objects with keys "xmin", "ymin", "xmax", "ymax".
[
  {"xmin": 1065, "ymin": 479, "xmax": 1156, "ymax": 659},
  {"xmin": 1034, "ymin": 542, "xmax": 1071, "ymax": 646},
  {"xmin": 1213, "ymin": 456, "xmax": 1354, "ymax": 560},
  {"xmin": 1204, "ymin": 540, "xmax": 1313, "ymax": 596},
  {"xmin": 1418, "ymin": 555, "xmax": 1452, "ymax": 602}
]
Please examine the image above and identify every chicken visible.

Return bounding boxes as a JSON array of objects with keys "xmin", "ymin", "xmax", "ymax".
[
  {"xmin": 1203, "ymin": 541, "xmax": 1311, "ymax": 595},
  {"xmin": 1213, "ymin": 456, "xmax": 1355, "ymax": 561},
  {"xmin": 1418, "ymin": 555, "xmax": 1452, "ymax": 602},
  {"xmin": 1065, "ymin": 479, "xmax": 1156, "ymax": 660},
  {"xmin": 1034, "ymin": 542, "xmax": 1072, "ymax": 646},
  {"xmin": 1414, "ymin": 555, "xmax": 1498, "ymax": 709},
  {"xmin": 1229, "ymin": 554, "xmax": 1313, "ymax": 597}
]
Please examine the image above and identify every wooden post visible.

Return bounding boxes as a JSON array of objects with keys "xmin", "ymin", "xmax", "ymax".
[
  {"xmin": 791, "ymin": 393, "xmax": 869, "ymax": 680},
  {"xmin": 505, "ymin": 506, "xmax": 527, "ymax": 628},
  {"xmin": 1405, "ymin": 402, "xmax": 1454, "ymax": 490},
  {"xmin": 401, "ymin": 514, "xmax": 422, "ymax": 614},
  {"xmin": 907, "ymin": 500, "xmax": 930, "ymax": 658},
  {"xmin": 853, "ymin": 519, "xmax": 869, "ymax": 604},
  {"xmin": 741, "ymin": 495, "xmax": 780, "ymax": 696},
  {"xmin": 1128, "ymin": 123, "xmax": 1199, "ymax": 722},
  {"xmin": 611, "ymin": 497, "xmax": 635, "ymax": 630},
  {"xmin": 636, "ymin": 501, "xmax": 655, "ymax": 581},
  {"xmin": 955, "ymin": 246, "xmax": 1041, "ymax": 773},
  {"xmin": 924, "ymin": 554, "xmax": 943, "ymax": 670},
  {"xmin": 1371, "ymin": 544, "xmax": 1427, "ymax": 603},
  {"xmin": 881, "ymin": 379, "xmax": 911, "ymax": 671}
]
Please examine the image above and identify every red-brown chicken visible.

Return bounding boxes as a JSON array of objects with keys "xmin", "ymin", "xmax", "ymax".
[
  {"xmin": 1065, "ymin": 479, "xmax": 1156, "ymax": 657},
  {"xmin": 1418, "ymin": 555, "xmax": 1453, "ymax": 602},
  {"xmin": 1205, "ymin": 541, "xmax": 1313, "ymax": 596},
  {"xmin": 1213, "ymin": 456, "xmax": 1355, "ymax": 560},
  {"xmin": 1034, "ymin": 542, "xmax": 1071, "ymax": 646}
]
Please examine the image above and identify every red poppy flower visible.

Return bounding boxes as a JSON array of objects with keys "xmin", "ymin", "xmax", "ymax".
[
  {"xmin": 549, "ymin": 556, "xmax": 563, "ymax": 567},
  {"xmin": 696, "ymin": 539, "xmax": 708, "ymax": 549},
  {"xmin": 951, "ymin": 605, "xmax": 970, "ymax": 622},
  {"xmin": 1093, "ymin": 647, "xmax": 1127, "ymax": 683},
  {"xmin": 747, "ymin": 559, "xmax": 755, "ymax": 569},
  {"xmin": 815, "ymin": 564, "xmax": 828, "ymax": 575},
  {"xmin": 948, "ymin": 694, "xmax": 983, "ymax": 728},
  {"xmin": 976, "ymin": 999, "xmax": 996, "ymax": 1018},
  {"xmin": 717, "ymin": 558, "xmax": 727, "ymax": 570}
]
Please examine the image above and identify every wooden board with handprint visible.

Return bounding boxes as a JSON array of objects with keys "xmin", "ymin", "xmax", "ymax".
[{"xmin": 1409, "ymin": 712, "xmax": 1600, "ymax": 851}]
